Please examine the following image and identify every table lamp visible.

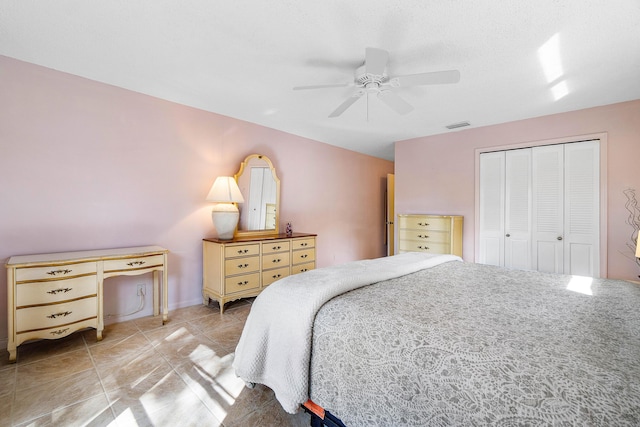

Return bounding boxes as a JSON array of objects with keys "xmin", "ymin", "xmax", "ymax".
[{"xmin": 206, "ymin": 176, "xmax": 244, "ymax": 240}]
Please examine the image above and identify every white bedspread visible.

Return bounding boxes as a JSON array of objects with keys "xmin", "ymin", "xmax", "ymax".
[{"xmin": 232, "ymin": 252, "xmax": 462, "ymax": 413}]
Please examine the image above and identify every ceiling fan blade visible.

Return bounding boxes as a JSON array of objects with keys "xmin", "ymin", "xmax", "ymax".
[
  {"xmin": 377, "ymin": 90, "xmax": 414, "ymax": 115},
  {"xmin": 393, "ymin": 70, "xmax": 460, "ymax": 87},
  {"xmin": 293, "ymin": 83, "xmax": 350, "ymax": 90},
  {"xmin": 365, "ymin": 47, "xmax": 389, "ymax": 75},
  {"xmin": 328, "ymin": 92, "xmax": 364, "ymax": 118}
]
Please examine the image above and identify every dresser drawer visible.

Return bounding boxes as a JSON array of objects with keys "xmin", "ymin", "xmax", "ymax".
[
  {"xmin": 263, "ymin": 252, "xmax": 290, "ymax": 269},
  {"xmin": 15, "ymin": 262, "xmax": 97, "ymax": 283},
  {"xmin": 292, "ymin": 261, "xmax": 315, "ymax": 275},
  {"xmin": 293, "ymin": 248, "xmax": 315, "ymax": 265},
  {"xmin": 398, "ymin": 240, "xmax": 450, "ymax": 254},
  {"xmin": 16, "ymin": 297, "xmax": 97, "ymax": 333},
  {"xmin": 292, "ymin": 238, "xmax": 315, "ymax": 250},
  {"xmin": 398, "ymin": 229, "xmax": 450, "ymax": 244},
  {"xmin": 103, "ymin": 254, "xmax": 164, "ymax": 273},
  {"xmin": 262, "ymin": 266, "xmax": 290, "ymax": 286},
  {"xmin": 17, "ymin": 275, "xmax": 97, "ymax": 307},
  {"xmin": 224, "ymin": 273, "xmax": 260, "ymax": 294},
  {"xmin": 399, "ymin": 216, "xmax": 451, "ymax": 231},
  {"xmin": 224, "ymin": 244, "xmax": 260, "ymax": 258},
  {"xmin": 224, "ymin": 256, "xmax": 260, "ymax": 276},
  {"xmin": 262, "ymin": 241, "xmax": 290, "ymax": 254}
]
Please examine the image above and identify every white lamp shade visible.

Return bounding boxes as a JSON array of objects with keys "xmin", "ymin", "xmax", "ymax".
[{"xmin": 206, "ymin": 177, "xmax": 244, "ymax": 203}]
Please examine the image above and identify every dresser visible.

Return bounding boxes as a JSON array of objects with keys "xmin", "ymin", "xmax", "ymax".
[
  {"xmin": 5, "ymin": 246, "xmax": 169, "ymax": 362},
  {"xmin": 397, "ymin": 214, "xmax": 463, "ymax": 257},
  {"xmin": 203, "ymin": 233, "xmax": 316, "ymax": 313}
]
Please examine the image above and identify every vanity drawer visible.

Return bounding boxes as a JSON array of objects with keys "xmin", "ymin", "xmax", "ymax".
[
  {"xmin": 292, "ymin": 238, "xmax": 315, "ymax": 250},
  {"xmin": 16, "ymin": 297, "xmax": 98, "ymax": 333},
  {"xmin": 399, "ymin": 216, "xmax": 451, "ymax": 231},
  {"xmin": 17, "ymin": 275, "xmax": 97, "ymax": 307},
  {"xmin": 292, "ymin": 261, "xmax": 315, "ymax": 275},
  {"xmin": 15, "ymin": 262, "xmax": 97, "ymax": 282},
  {"xmin": 398, "ymin": 229, "xmax": 450, "ymax": 244},
  {"xmin": 225, "ymin": 244, "xmax": 260, "ymax": 258},
  {"xmin": 262, "ymin": 266, "xmax": 290, "ymax": 286},
  {"xmin": 225, "ymin": 273, "xmax": 260, "ymax": 294},
  {"xmin": 293, "ymin": 248, "xmax": 315, "ymax": 265},
  {"xmin": 262, "ymin": 241, "xmax": 290, "ymax": 254},
  {"xmin": 225, "ymin": 256, "xmax": 260, "ymax": 276},
  {"xmin": 103, "ymin": 254, "xmax": 164, "ymax": 273},
  {"xmin": 263, "ymin": 252, "xmax": 290, "ymax": 269}
]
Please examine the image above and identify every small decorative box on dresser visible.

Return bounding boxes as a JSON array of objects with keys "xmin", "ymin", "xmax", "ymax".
[
  {"xmin": 203, "ymin": 233, "xmax": 316, "ymax": 313},
  {"xmin": 397, "ymin": 214, "xmax": 463, "ymax": 257},
  {"xmin": 5, "ymin": 246, "xmax": 169, "ymax": 362}
]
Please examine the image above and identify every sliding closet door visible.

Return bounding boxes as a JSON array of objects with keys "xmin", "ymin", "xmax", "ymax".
[
  {"xmin": 478, "ymin": 151, "xmax": 505, "ymax": 266},
  {"xmin": 532, "ymin": 145, "xmax": 564, "ymax": 274},
  {"xmin": 504, "ymin": 149, "xmax": 532, "ymax": 270},
  {"xmin": 563, "ymin": 141, "xmax": 600, "ymax": 277}
]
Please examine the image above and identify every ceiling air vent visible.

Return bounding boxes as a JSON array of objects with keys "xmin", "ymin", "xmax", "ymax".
[{"xmin": 446, "ymin": 121, "xmax": 470, "ymax": 130}]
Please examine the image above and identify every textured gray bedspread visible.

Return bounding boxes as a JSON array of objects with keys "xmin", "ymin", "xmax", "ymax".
[{"xmin": 309, "ymin": 261, "xmax": 640, "ymax": 426}]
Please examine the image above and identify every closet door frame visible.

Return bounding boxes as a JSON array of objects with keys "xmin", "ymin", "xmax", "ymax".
[{"xmin": 474, "ymin": 132, "xmax": 608, "ymax": 277}]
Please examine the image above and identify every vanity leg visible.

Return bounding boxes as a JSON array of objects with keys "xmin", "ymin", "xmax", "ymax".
[{"xmin": 8, "ymin": 347, "xmax": 17, "ymax": 363}]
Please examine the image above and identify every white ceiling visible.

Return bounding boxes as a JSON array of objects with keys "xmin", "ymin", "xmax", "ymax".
[{"xmin": 1, "ymin": 1, "xmax": 639, "ymax": 160}]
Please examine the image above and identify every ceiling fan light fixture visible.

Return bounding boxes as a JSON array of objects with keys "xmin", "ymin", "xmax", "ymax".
[{"xmin": 446, "ymin": 121, "xmax": 471, "ymax": 130}]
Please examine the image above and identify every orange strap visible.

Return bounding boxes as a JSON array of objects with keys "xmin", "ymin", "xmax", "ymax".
[{"xmin": 303, "ymin": 399, "xmax": 325, "ymax": 419}]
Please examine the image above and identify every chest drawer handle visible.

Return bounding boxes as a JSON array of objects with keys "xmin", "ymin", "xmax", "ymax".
[
  {"xmin": 272, "ymin": 274, "xmax": 282, "ymax": 279},
  {"xmin": 47, "ymin": 311, "xmax": 73, "ymax": 319},
  {"xmin": 300, "ymin": 243, "xmax": 308, "ymax": 247},
  {"xmin": 50, "ymin": 328, "xmax": 70, "ymax": 336},
  {"xmin": 418, "ymin": 222, "xmax": 430, "ymax": 227},
  {"xmin": 300, "ymin": 268, "xmax": 309, "ymax": 272},
  {"xmin": 418, "ymin": 246, "xmax": 430, "ymax": 250},
  {"xmin": 300, "ymin": 254, "xmax": 308, "ymax": 259},
  {"xmin": 238, "ymin": 263, "xmax": 250, "ymax": 269},
  {"xmin": 237, "ymin": 249, "xmax": 249, "ymax": 254},
  {"xmin": 272, "ymin": 246, "xmax": 281, "ymax": 250},
  {"xmin": 126, "ymin": 261, "xmax": 146, "ymax": 267},
  {"xmin": 47, "ymin": 269, "xmax": 73, "ymax": 276},
  {"xmin": 237, "ymin": 280, "xmax": 249, "ymax": 286},
  {"xmin": 47, "ymin": 288, "xmax": 73, "ymax": 295},
  {"xmin": 417, "ymin": 234, "xmax": 430, "ymax": 239},
  {"xmin": 272, "ymin": 259, "xmax": 281, "ymax": 263}
]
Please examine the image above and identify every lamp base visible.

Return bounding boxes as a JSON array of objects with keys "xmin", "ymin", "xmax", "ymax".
[{"xmin": 212, "ymin": 203, "xmax": 239, "ymax": 240}]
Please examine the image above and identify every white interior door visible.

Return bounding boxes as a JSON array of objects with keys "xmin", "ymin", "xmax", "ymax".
[
  {"xmin": 504, "ymin": 149, "xmax": 532, "ymax": 270},
  {"xmin": 479, "ymin": 151, "xmax": 505, "ymax": 266}
]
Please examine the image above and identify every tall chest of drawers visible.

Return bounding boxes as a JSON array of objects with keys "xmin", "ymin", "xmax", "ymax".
[
  {"xmin": 397, "ymin": 214, "xmax": 463, "ymax": 257},
  {"xmin": 203, "ymin": 233, "xmax": 316, "ymax": 313},
  {"xmin": 5, "ymin": 246, "xmax": 169, "ymax": 362}
]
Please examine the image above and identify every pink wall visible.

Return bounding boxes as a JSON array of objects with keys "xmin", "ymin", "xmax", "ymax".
[
  {"xmin": 0, "ymin": 56, "xmax": 393, "ymax": 343},
  {"xmin": 395, "ymin": 99, "xmax": 640, "ymax": 281}
]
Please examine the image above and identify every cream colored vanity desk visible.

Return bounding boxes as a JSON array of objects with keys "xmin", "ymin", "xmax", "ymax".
[
  {"xmin": 5, "ymin": 245, "xmax": 169, "ymax": 362},
  {"xmin": 397, "ymin": 214, "xmax": 463, "ymax": 257},
  {"xmin": 202, "ymin": 233, "xmax": 316, "ymax": 313}
]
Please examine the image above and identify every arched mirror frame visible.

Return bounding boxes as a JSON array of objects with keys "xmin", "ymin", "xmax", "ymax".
[{"xmin": 234, "ymin": 154, "xmax": 281, "ymax": 237}]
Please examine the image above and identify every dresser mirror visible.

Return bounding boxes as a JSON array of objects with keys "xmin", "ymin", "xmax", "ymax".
[{"xmin": 234, "ymin": 154, "xmax": 280, "ymax": 236}]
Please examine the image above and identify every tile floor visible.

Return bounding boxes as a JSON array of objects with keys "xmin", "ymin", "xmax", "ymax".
[{"xmin": 0, "ymin": 300, "xmax": 310, "ymax": 426}]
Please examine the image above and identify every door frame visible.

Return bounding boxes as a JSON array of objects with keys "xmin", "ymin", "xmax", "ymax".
[{"xmin": 474, "ymin": 132, "xmax": 608, "ymax": 277}]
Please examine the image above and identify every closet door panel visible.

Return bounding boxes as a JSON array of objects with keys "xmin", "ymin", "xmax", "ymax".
[
  {"xmin": 479, "ymin": 152, "xmax": 505, "ymax": 266},
  {"xmin": 504, "ymin": 149, "xmax": 532, "ymax": 270},
  {"xmin": 564, "ymin": 140, "xmax": 600, "ymax": 277},
  {"xmin": 532, "ymin": 145, "xmax": 564, "ymax": 274}
]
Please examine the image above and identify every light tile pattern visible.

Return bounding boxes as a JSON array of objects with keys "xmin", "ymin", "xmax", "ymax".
[{"xmin": 0, "ymin": 300, "xmax": 310, "ymax": 427}]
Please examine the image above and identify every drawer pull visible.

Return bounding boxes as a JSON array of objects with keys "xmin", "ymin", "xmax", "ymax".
[
  {"xmin": 418, "ymin": 222, "xmax": 430, "ymax": 227},
  {"xmin": 237, "ymin": 249, "xmax": 249, "ymax": 254},
  {"xmin": 300, "ymin": 254, "xmax": 308, "ymax": 259},
  {"xmin": 47, "ymin": 311, "xmax": 73, "ymax": 319},
  {"xmin": 237, "ymin": 280, "xmax": 249, "ymax": 286},
  {"xmin": 50, "ymin": 328, "xmax": 70, "ymax": 336},
  {"xmin": 272, "ymin": 246, "xmax": 281, "ymax": 250},
  {"xmin": 300, "ymin": 243, "xmax": 308, "ymax": 247},
  {"xmin": 126, "ymin": 261, "xmax": 146, "ymax": 267},
  {"xmin": 237, "ymin": 263, "xmax": 250, "ymax": 269},
  {"xmin": 47, "ymin": 269, "xmax": 73, "ymax": 276},
  {"xmin": 418, "ymin": 246, "xmax": 430, "ymax": 250},
  {"xmin": 417, "ymin": 234, "xmax": 430, "ymax": 239},
  {"xmin": 300, "ymin": 268, "xmax": 309, "ymax": 272},
  {"xmin": 272, "ymin": 274, "xmax": 281, "ymax": 279},
  {"xmin": 47, "ymin": 288, "xmax": 73, "ymax": 295},
  {"xmin": 272, "ymin": 259, "xmax": 281, "ymax": 263}
]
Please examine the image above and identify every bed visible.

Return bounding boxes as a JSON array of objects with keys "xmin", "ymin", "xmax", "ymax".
[{"xmin": 233, "ymin": 253, "xmax": 640, "ymax": 426}]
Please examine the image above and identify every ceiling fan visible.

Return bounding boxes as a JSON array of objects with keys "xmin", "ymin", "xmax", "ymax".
[{"xmin": 294, "ymin": 47, "xmax": 460, "ymax": 118}]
